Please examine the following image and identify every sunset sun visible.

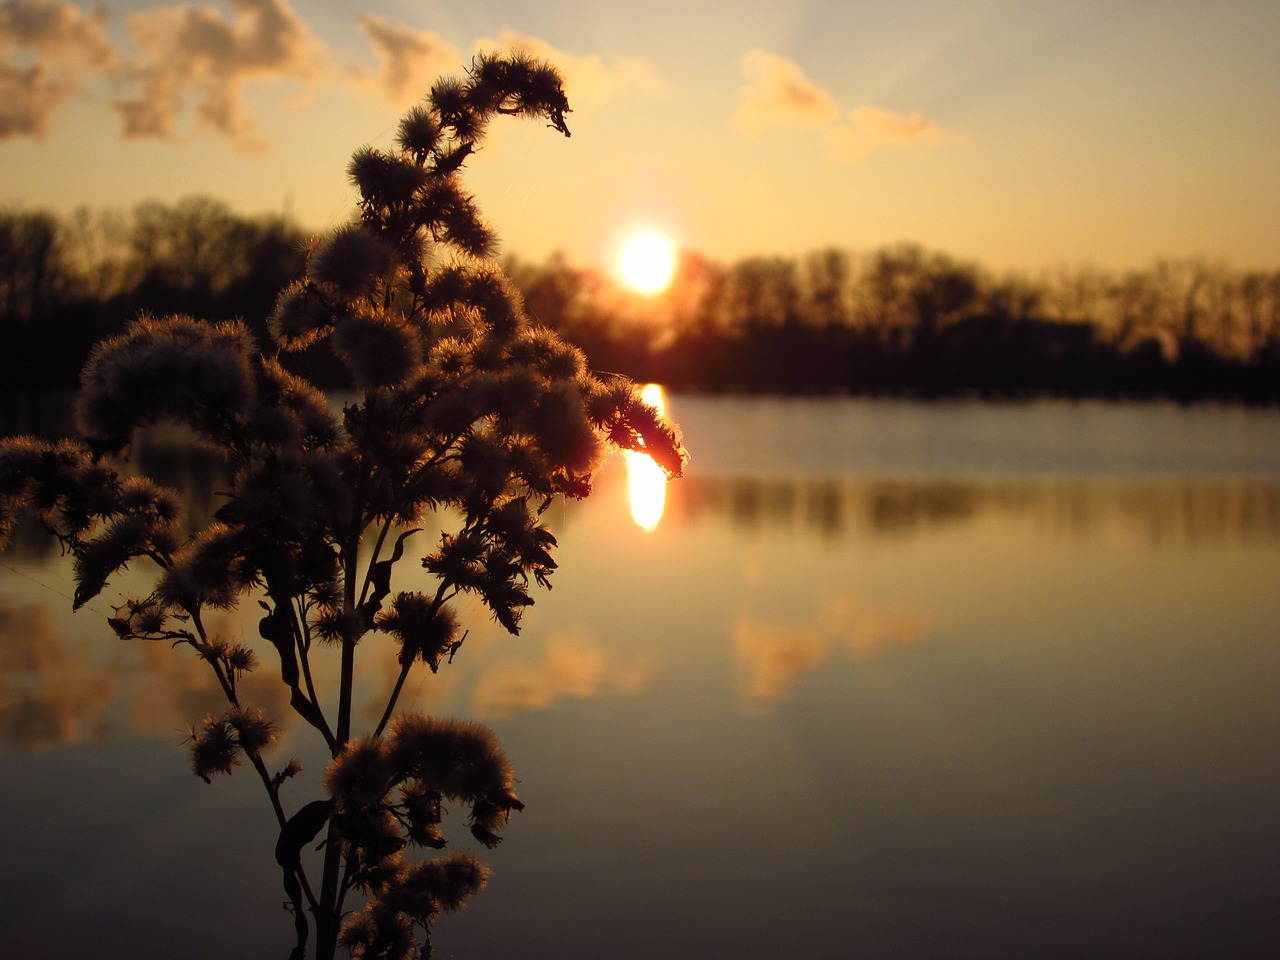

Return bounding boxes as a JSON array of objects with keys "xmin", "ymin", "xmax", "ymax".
[{"xmin": 617, "ymin": 230, "xmax": 677, "ymax": 295}]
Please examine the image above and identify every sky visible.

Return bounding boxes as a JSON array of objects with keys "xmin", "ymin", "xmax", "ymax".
[{"xmin": 3, "ymin": 0, "xmax": 1279, "ymax": 276}]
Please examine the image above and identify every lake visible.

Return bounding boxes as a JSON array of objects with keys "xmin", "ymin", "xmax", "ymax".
[{"xmin": 2, "ymin": 395, "xmax": 1278, "ymax": 959}]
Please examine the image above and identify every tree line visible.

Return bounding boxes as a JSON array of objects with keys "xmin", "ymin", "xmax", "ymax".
[
  {"xmin": 0, "ymin": 198, "xmax": 308, "ymax": 392},
  {"xmin": 4, "ymin": 199, "xmax": 1279, "ymax": 402},
  {"xmin": 510, "ymin": 246, "xmax": 1280, "ymax": 402}
]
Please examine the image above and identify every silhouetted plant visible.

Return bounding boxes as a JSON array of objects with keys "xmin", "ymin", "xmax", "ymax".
[{"xmin": 0, "ymin": 52, "xmax": 685, "ymax": 960}]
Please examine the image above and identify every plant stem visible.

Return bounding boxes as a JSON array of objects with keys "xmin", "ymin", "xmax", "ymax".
[{"xmin": 373, "ymin": 658, "xmax": 414, "ymax": 739}]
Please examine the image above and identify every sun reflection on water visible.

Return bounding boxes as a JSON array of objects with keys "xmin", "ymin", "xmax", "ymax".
[{"xmin": 625, "ymin": 384, "xmax": 670, "ymax": 532}]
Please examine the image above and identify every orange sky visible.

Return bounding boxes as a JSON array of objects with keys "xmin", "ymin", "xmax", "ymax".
[{"xmin": 3, "ymin": 0, "xmax": 1279, "ymax": 274}]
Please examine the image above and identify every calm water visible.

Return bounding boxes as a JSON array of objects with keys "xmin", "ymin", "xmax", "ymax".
[{"xmin": 1, "ymin": 397, "xmax": 1278, "ymax": 959}]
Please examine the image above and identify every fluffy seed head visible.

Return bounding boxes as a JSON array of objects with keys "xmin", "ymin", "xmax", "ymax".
[
  {"xmin": 396, "ymin": 105, "xmax": 440, "ymax": 158},
  {"xmin": 310, "ymin": 225, "xmax": 397, "ymax": 300},
  {"xmin": 269, "ymin": 280, "xmax": 331, "ymax": 350},
  {"xmin": 332, "ymin": 313, "xmax": 422, "ymax": 390}
]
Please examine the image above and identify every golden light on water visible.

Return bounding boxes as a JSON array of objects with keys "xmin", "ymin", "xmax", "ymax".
[{"xmin": 625, "ymin": 383, "xmax": 669, "ymax": 531}]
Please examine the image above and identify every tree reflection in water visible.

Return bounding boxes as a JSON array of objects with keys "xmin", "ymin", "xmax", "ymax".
[{"xmin": 673, "ymin": 474, "xmax": 1280, "ymax": 543}]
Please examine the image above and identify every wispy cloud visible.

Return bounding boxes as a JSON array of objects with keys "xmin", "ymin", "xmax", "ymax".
[
  {"xmin": 0, "ymin": 0, "xmax": 115, "ymax": 137},
  {"xmin": 112, "ymin": 0, "xmax": 323, "ymax": 152},
  {"xmin": 825, "ymin": 104, "xmax": 943, "ymax": 159},
  {"xmin": 352, "ymin": 12, "xmax": 457, "ymax": 106},
  {"xmin": 734, "ymin": 48, "xmax": 839, "ymax": 135},
  {"xmin": 734, "ymin": 47, "xmax": 951, "ymax": 161}
]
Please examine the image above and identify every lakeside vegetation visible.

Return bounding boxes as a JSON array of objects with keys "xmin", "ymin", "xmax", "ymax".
[
  {"xmin": 3, "ymin": 200, "xmax": 1279, "ymax": 402},
  {"xmin": 1, "ymin": 54, "xmax": 686, "ymax": 960}
]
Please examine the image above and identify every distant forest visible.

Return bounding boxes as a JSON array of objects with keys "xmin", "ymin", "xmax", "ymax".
[{"xmin": 3, "ymin": 197, "xmax": 1279, "ymax": 403}]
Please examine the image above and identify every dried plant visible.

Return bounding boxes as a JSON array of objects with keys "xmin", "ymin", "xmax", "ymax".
[{"xmin": 0, "ymin": 52, "xmax": 685, "ymax": 960}]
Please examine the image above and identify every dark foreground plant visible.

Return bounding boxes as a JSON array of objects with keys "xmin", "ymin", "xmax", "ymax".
[{"xmin": 0, "ymin": 53, "xmax": 684, "ymax": 960}]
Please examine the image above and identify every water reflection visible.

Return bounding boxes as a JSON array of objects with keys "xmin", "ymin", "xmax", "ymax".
[
  {"xmin": 471, "ymin": 635, "xmax": 652, "ymax": 719},
  {"xmin": 0, "ymin": 603, "xmax": 115, "ymax": 747},
  {"xmin": 734, "ymin": 598, "xmax": 930, "ymax": 710},
  {"xmin": 4, "ymin": 396, "xmax": 1279, "ymax": 958},
  {"xmin": 0, "ymin": 595, "xmax": 291, "ymax": 750},
  {"xmin": 674, "ymin": 475, "xmax": 1280, "ymax": 543},
  {"xmin": 625, "ymin": 384, "xmax": 671, "ymax": 531},
  {"xmin": 4, "ymin": 468, "xmax": 1280, "ymax": 746},
  {"xmin": 0, "ymin": 422, "xmax": 231, "ymax": 563}
]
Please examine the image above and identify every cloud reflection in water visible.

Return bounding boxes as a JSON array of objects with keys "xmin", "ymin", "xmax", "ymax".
[
  {"xmin": 471, "ymin": 635, "xmax": 652, "ymax": 719},
  {"xmin": 734, "ymin": 597, "xmax": 930, "ymax": 710}
]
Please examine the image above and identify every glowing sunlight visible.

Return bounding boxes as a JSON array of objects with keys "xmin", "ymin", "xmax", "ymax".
[
  {"xmin": 625, "ymin": 383, "xmax": 670, "ymax": 531},
  {"xmin": 617, "ymin": 231, "xmax": 677, "ymax": 295}
]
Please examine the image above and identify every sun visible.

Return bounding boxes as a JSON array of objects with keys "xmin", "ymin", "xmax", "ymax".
[{"xmin": 617, "ymin": 230, "xmax": 677, "ymax": 295}]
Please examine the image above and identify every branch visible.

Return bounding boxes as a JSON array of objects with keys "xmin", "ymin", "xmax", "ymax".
[{"xmin": 287, "ymin": 598, "xmax": 336, "ymax": 750}]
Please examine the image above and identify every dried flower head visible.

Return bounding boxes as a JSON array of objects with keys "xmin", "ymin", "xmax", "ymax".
[
  {"xmin": 396, "ymin": 105, "xmax": 440, "ymax": 159},
  {"xmin": 189, "ymin": 713, "xmax": 241, "ymax": 783},
  {"xmin": 269, "ymin": 280, "xmax": 332, "ymax": 350},
  {"xmin": 309, "ymin": 224, "xmax": 397, "ymax": 300},
  {"xmin": 157, "ymin": 522, "xmax": 246, "ymax": 609},
  {"xmin": 227, "ymin": 705, "xmax": 275, "ymax": 752},
  {"xmin": 377, "ymin": 594, "xmax": 460, "ymax": 671},
  {"xmin": 402, "ymin": 852, "xmax": 489, "ymax": 915},
  {"xmin": 326, "ymin": 737, "xmax": 394, "ymax": 809},
  {"xmin": 75, "ymin": 316, "xmax": 258, "ymax": 453},
  {"xmin": 331, "ymin": 312, "xmax": 423, "ymax": 390}
]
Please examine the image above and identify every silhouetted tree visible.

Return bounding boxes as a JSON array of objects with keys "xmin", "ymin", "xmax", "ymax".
[
  {"xmin": 803, "ymin": 247, "xmax": 852, "ymax": 329},
  {"xmin": 1239, "ymin": 270, "xmax": 1280, "ymax": 356},
  {"xmin": 725, "ymin": 256, "xmax": 800, "ymax": 330},
  {"xmin": 0, "ymin": 53, "xmax": 685, "ymax": 960},
  {"xmin": 124, "ymin": 196, "xmax": 308, "ymax": 323},
  {"xmin": 62, "ymin": 204, "xmax": 132, "ymax": 304},
  {"xmin": 0, "ymin": 209, "xmax": 67, "ymax": 320}
]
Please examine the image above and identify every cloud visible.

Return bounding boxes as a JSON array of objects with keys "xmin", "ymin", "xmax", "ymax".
[
  {"xmin": 734, "ymin": 48, "xmax": 840, "ymax": 135},
  {"xmin": 0, "ymin": 0, "xmax": 116, "ymax": 138},
  {"xmin": 352, "ymin": 12, "xmax": 458, "ymax": 106},
  {"xmin": 0, "ymin": 4, "xmax": 659, "ymax": 149},
  {"xmin": 825, "ymin": 104, "xmax": 943, "ymax": 160},
  {"xmin": 0, "ymin": 62, "xmax": 61, "ymax": 136},
  {"xmin": 112, "ymin": 0, "xmax": 323, "ymax": 152},
  {"xmin": 0, "ymin": 0, "xmax": 113, "ymax": 63},
  {"xmin": 475, "ymin": 29, "xmax": 661, "ymax": 115},
  {"xmin": 734, "ymin": 47, "xmax": 951, "ymax": 161}
]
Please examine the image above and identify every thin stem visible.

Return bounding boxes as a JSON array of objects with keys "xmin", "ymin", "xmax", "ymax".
[
  {"xmin": 188, "ymin": 607, "xmax": 238, "ymax": 705},
  {"xmin": 190, "ymin": 601, "xmax": 323, "ymax": 921},
  {"xmin": 335, "ymin": 536, "xmax": 360, "ymax": 750},
  {"xmin": 314, "ymin": 825, "xmax": 345, "ymax": 960},
  {"xmin": 373, "ymin": 658, "xmax": 413, "ymax": 739},
  {"xmin": 373, "ymin": 583, "xmax": 457, "ymax": 738},
  {"xmin": 336, "ymin": 856, "xmax": 358, "ymax": 919},
  {"xmin": 317, "ymin": 393, "xmax": 379, "ymax": 959},
  {"xmin": 288, "ymin": 597, "xmax": 336, "ymax": 750},
  {"xmin": 244, "ymin": 751, "xmax": 320, "ymax": 917}
]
